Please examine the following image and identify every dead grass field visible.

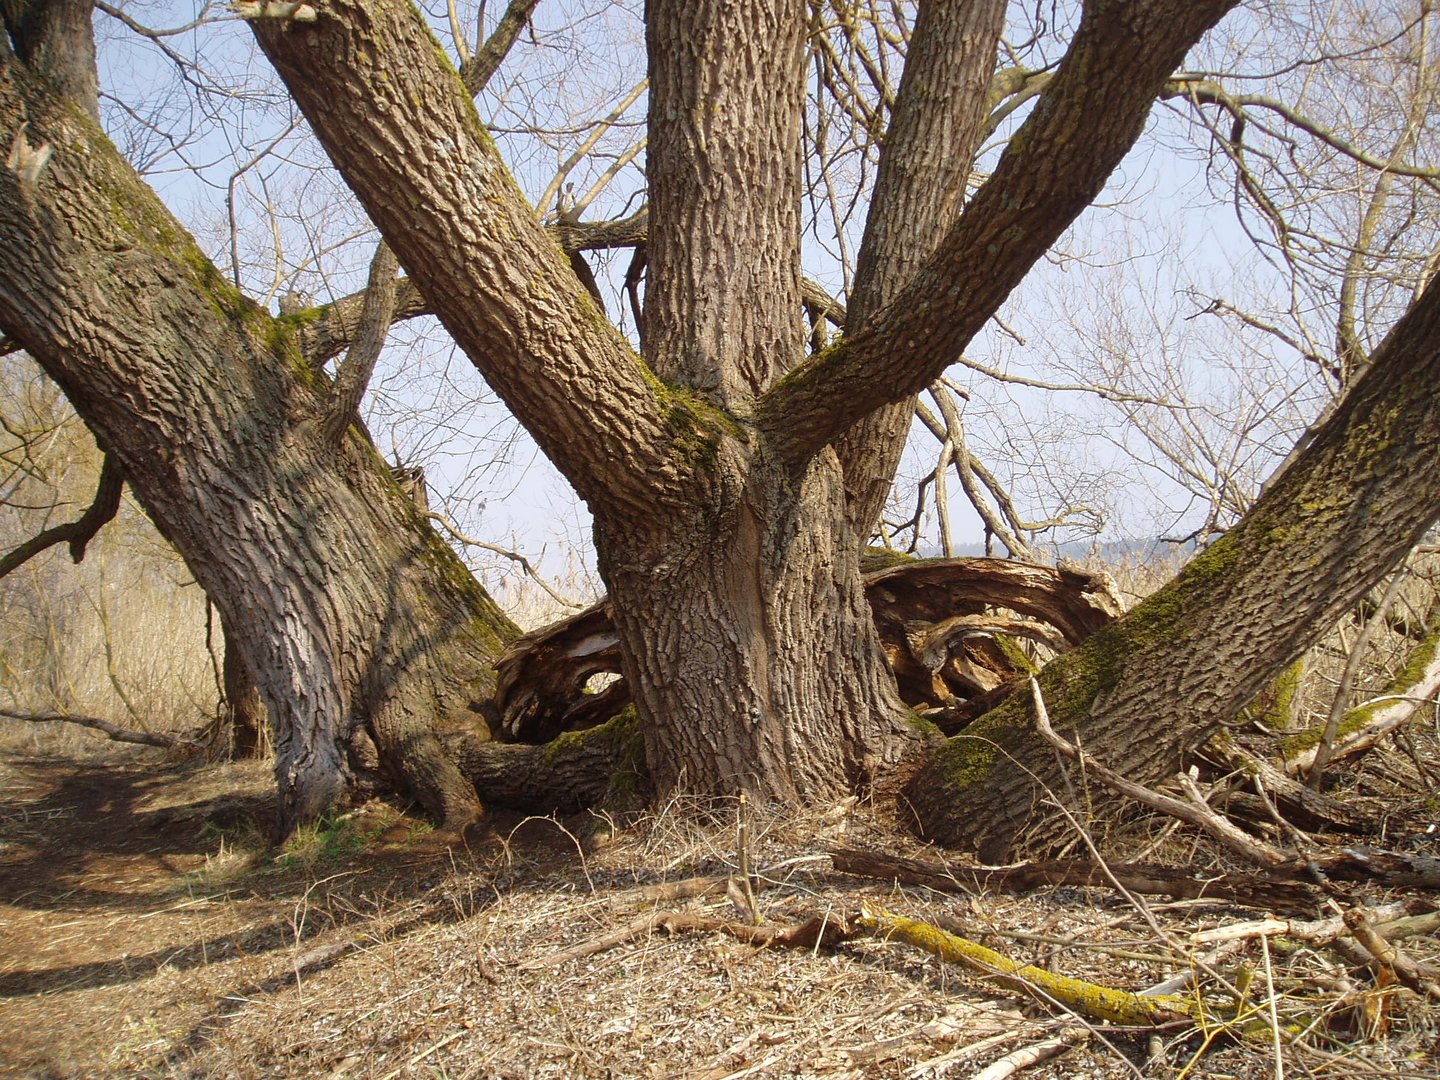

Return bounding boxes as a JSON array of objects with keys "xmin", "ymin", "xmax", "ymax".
[{"xmin": 1, "ymin": 736, "xmax": 1438, "ymax": 1080}]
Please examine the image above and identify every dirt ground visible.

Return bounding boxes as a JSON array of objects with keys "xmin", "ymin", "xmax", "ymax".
[{"xmin": 1, "ymin": 747, "xmax": 1438, "ymax": 1079}]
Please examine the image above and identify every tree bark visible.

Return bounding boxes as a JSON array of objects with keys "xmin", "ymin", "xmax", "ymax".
[
  {"xmin": 595, "ymin": 451, "xmax": 920, "ymax": 800},
  {"xmin": 0, "ymin": 30, "xmax": 518, "ymax": 835},
  {"xmin": 906, "ymin": 274, "xmax": 1440, "ymax": 859},
  {"xmin": 246, "ymin": 0, "xmax": 1247, "ymax": 813},
  {"xmin": 644, "ymin": 0, "xmax": 806, "ymax": 409},
  {"xmin": 835, "ymin": 0, "xmax": 1006, "ymax": 538},
  {"xmin": 222, "ymin": 620, "xmax": 268, "ymax": 760},
  {"xmin": 250, "ymin": 0, "xmax": 924, "ymax": 805}
]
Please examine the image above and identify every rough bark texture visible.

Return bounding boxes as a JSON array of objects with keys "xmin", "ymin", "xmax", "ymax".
[
  {"xmin": 0, "ymin": 32, "xmax": 518, "ymax": 834},
  {"xmin": 907, "ymin": 275, "xmax": 1440, "ymax": 859},
  {"xmin": 1, "ymin": 0, "xmax": 98, "ymax": 120},
  {"xmin": 645, "ymin": 0, "xmax": 806, "ymax": 409},
  {"xmin": 494, "ymin": 555, "xmax": 1123, "ymax": 743},
  {"xmin": 595, "ymin": 453, "xmax": 919, "ymax": 799},
  {"xmin": 835, "ymin": 0, "xmax": 1006, "ymax": 538},
  {"xmin": 251, "ymin": 0, "xmax": 921, "ymax": 805},
  {"xmin": 223, "ymin": 620, "xmax": 268, "ymax": 760}
]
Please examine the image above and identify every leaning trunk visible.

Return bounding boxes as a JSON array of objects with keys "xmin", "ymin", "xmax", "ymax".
[
  {"xmin": 0, "ymin": 43, "xmax": 518, "ymax": 835},
  {"xmin": 907, "ymin": 274, "xmax": 1440, "ymax": 860}
]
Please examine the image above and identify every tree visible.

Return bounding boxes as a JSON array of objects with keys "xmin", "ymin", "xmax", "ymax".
[{"xmin": 3, "ymin": 0, "xmax": 1439, "ymax": 853}]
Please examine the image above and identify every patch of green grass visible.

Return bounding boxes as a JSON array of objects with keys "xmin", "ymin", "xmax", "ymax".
[{"xmin": 275, "ymin": 813, "xmax": 364, "ymax": 868}]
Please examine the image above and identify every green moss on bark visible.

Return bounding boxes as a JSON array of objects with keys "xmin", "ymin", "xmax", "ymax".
[{"xmin": 1280, "ymin": 627, "xmax": 1440, "ymax": 758}]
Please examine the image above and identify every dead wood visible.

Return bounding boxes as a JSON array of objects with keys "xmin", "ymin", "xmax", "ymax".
[
  {"xmin": 494, "ymin": 557, "xmax": 1123, "ymax": 742},
  {"xmin": 1031, "ymin": 679, "xmax": 1297, "ymax": 870},
  {"xmin": 854, "ymin": 906, "xmax": 1196, "ymax": 1028},
  {"xmin": 970, "ymin": 1029, "xmax": 1089, "ymax": 1080},
  {"xmin": 1204, "ymin": 740, "xmax": 1376, "ymax": 834},
  {"xmin": 1344, "ymin": 908, "xmax": 1440, "ymax": 1001},
  {"xmin": 520, "ymin": 910, "xmax": 851, "ymax": 970},
  {"xmin": 1316, "ymin": 847, "xmax": 1440, "ymax": 889},
  {"xmin": 1283, "ymin": 629, "xmax": 1440, "ymax": 777},
  {"xmin": 827, "ymin": 847, "xmax": 1319, "ymax": 913},
  {"xmin": 452, "ymin": 713, "xmax": 644, "ymax": 813},
  {"xmin": 0, "ymin": 706, "xmax": 184, "ymax": 749}
]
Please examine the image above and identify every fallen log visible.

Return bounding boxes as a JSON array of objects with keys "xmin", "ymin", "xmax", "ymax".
[{"xmin": 493, "ymin": 556, "xmax": 1124, "ymax": 742}]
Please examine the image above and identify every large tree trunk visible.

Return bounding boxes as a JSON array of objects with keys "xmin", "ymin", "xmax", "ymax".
[
  {"xmin": 906, "ymin": 274, "xmax": 1440, "ymax": 860},
  {"xmin": 596, "ymin": 449, "xmax": 919, "ymax": 800},
  {"xmin": 0, "ymin": 17, "xmax": 519, "ymax": 835}
]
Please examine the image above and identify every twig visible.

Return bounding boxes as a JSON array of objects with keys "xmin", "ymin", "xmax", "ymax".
[
  {"xmin": 376, "ymin": 1030, "xmax": 464, "ymax": 1080},
  {"xmin": 1030, "ymin": 679, "xmax": 1294, "ymax": 871},
  {"xmin": 1259, "ymin": 935, "xmax": 1285, "ymax": 1080},
  {"xmin": 424, "ymin": 512, "xmax": 581, "ymax": 609},
  {"xmin": 734, "ymin": 792, "xmax": 759, "ymax": 924},
  {"xmin": 905, "ymin": 1031, "xmax": 1017, "ymax": 1079},
  {"xmin": 972, "ymin": 1028, "xmax": 1089, "ymax": 1080}
]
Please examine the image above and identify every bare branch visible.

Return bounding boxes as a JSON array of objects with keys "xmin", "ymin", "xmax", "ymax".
[
  {"xmin": 0, "ymin": 706, "xmax": 181, "ymax": 748},
  {"xmin": 424, "ymin": 511, "xmax": 581, "ymax": 611},
  {"xmin": 1164, "ymin": 76, "xmax": 1440, "ymax": 183},
  {"xmin": 0, "ymin": 452, "xmax": 123, "ymax": 579},
  {"xmin": 323, "ymin": 240, "xmax": 398, "ymax": 442},
  {"xmin": 459, "ymin": 0, "xmax": 540, "ymax": 96},
  {"xmin": 1030, "ymin": 678, "xmax": 1295, "ymax": 871},
  {"xmin": 252, "ymin": 0, "xmax": 682, "ymax": 512},
  {"xmin": 760, "ymin": 0, "xmax": 1241, "ymax": 464}
]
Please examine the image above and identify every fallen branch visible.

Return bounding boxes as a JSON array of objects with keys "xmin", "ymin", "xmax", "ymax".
[
  {"xmin": 1283, "ymin": 627, "xmax": 1440, "ymax": 776},
  {"xmin": 1344, "ymin": 909, "xmax": 1440, "ymax": 1002},
  {"xmin": 855, "ymin": 907, "xmax": 1301, "ymax": 1043},
  {"xmin": 1204, "ymin": 738, "xmax": 1375, "ymax": 834},
  {"xmin": 0, "ymin": 706, "xmax": 182, "ymax": 748},
  {"xmin": 854, "ymin": 906, "xmax": 1194, "ymax": 1027},
  {"xmin": 971, "ymin": 1028, "xmax": 1089, "ymax": 1080},
  {"xmin": 519, "ymin": 910, "xmax": 850, "ymax": 970}
]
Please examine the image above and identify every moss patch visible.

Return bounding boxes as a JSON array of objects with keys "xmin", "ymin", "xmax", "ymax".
[
  {"xmin": 1280, "ymin": 627, "xmax": 1440, "ymax": 758},
  {"xmin": 860, "ymin": 547, "xmax": 918, "ymax": 573}
]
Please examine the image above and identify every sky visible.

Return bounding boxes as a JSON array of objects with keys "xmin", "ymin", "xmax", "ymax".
[{"xmin": 78, "ymin": 0, "xmax": 1434, "ymax": 601}]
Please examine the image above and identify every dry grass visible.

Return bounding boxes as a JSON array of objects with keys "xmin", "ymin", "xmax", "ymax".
[{"xmin": 2, "ymin": 743, "xmax": 1438, "ymax": 1080}]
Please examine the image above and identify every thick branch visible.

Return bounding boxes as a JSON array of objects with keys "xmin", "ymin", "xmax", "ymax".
[
  {"xmin": 1, "ymin": 0, "xmax": 100, "ymax": 121},
  {"xmin": 908, "ymin": 270, "xmax": 1440, "ymax": 859},
  {"xmin": 250, "ymin": 0, "xmax": 681, "ymax": 514},
  {"xmin": 323, "ymin": 240, "xmax": 397, "ymax": 442},
  {"xmin": 450, "ymin": 711, "xmax": 646, "ymax": 813},
  {"xmin": 459, "ymin": 0, "xmax": 539, "ymax": 96},
  {"xmin": 644, "ymin": 0, "xmax": 806, "ymax": 406},
  {"xmin": 759, "ymin": 0, "xmax": 1240, "ymax": 463},
  {"xmin": 492, "ymin": 556, "xmax": 1123, "ymax": 742},
  {"xmin": 0, "ymin": 452, "xmax": 123, "ymax": 577},
  {"xmin": 834, "ymin": 0, "xmax": 1005, "ymax": 536}
]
